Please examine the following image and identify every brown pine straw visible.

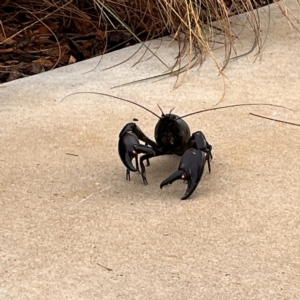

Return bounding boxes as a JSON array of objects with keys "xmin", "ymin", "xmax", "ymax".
[{"xmin": 0, "ymin": 0, "xmax": 298, "ymax": 83}]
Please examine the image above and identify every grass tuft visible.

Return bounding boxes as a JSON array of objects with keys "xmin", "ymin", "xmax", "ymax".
[{"xmin": 0, "ymin": 0, "xmax": 297, "ymax": 83}]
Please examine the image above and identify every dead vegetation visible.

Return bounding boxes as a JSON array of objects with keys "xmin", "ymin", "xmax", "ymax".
[{"xmin": 0, "ymin": 0, "xmax": 288, "ymax": 83}]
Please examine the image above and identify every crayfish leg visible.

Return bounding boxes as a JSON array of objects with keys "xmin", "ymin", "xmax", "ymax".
[{"xmin": 126, "ymin": 169, "xmax": 131, "ymax": 181}]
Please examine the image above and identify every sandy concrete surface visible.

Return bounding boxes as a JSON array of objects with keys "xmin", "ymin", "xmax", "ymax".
[{"xmin": 1, "ymin": 2, "xmax": 300, "ymax": 299}]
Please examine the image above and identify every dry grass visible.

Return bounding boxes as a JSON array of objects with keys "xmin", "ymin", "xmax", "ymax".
[{"xmin": 0, "ymin": 0, "xmax": 295, "ymax": 83}]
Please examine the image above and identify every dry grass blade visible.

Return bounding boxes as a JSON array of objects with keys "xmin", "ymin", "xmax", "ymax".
[{"xmin": 93, "ymin": 0, "xmax": 173, "ymax": 72}]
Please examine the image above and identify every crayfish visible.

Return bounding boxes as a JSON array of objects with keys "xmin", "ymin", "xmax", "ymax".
[
  {"xmin": 118, "ymin": 115, "xmax": 212, "ymax": 200},
  {"xmin": 62, "ymin": 92, "xmax": 290, "ymax": 200}
]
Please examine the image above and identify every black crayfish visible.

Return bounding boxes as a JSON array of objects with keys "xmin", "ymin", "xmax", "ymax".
[{"xmin": 62, "ymin": 92, "xmax": 290, "ymax": 200}]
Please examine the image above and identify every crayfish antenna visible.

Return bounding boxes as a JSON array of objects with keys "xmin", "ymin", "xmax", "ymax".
[
  {"xmin": 61, "ymin": 92, "xmax": 161, "ymax": 119},
  {"xmin": 179, "ymin": 103, "xmax": 293, "ymax": 119},
  {"xmin": 157, "ymin": 104, "xmax": 165, "ymax": 117}
]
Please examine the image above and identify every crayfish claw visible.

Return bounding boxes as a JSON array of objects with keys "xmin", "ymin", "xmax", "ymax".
[
  {"xmin": 188, "ymin": 131, "xmax": 213, "ymax": 174},
  {"xmin": 160, "ymin": 170, "xmax": 184, "ymax": 189},
  {"xmin": 161, "ymin": 148, "xmax": 206, "ymax": 200},
  {"xmin": 119, "ymin": 123, "xmax": 157, "ymax": 185},
  {"xmin": 181, "ymin": 177, "xmax": 200, "ymax": 200}
]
